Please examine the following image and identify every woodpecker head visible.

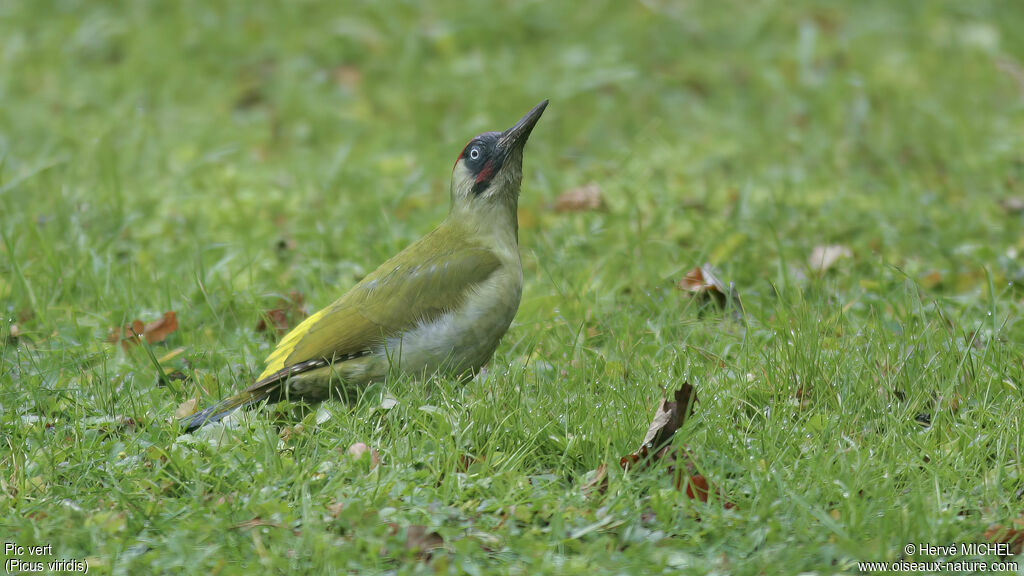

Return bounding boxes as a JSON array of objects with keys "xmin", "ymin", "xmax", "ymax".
[{"xmin": 450, "ymin": 100, "xmax": 547, "ymax": 213}]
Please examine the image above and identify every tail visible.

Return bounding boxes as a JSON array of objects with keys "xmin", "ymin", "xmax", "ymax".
[
  {"xmin": 179, "ymin": 390, "xmax": 269, "ymax": 433},
  {"xmin": 179, "ymin": 359, "xmax": 328, "ymax": 433}
]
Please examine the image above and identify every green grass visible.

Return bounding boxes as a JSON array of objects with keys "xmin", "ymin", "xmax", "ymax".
[{"xmin": 3, "ymin": 0, "xmax": 1024, "ymax": 573}]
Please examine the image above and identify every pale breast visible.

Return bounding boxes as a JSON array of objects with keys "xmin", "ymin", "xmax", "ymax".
[{"xmin": 383, "ymin": 263, "xmax": 522, "ymax": 378}]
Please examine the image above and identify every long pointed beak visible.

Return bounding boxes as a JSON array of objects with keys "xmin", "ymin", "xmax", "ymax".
[{"xmin": 498, "ymin": 100, "xmax": 548, "ymax": 153}]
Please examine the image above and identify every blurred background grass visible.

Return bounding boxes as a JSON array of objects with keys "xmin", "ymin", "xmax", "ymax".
[
  {"xmin": 3, "ymin": 0, "xmax": 1022, "ymax": 308},
  {"xmin": 4, "ymin": 0, "xmax": 1023, "ymax": 393},
  {"xmin": 3, "ymin": 0, "xmax": 1024, "ymax": 573}
]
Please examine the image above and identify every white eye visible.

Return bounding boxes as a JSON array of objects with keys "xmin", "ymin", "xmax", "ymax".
[{"xmin": 469, "ymin": 147, "xmax": 480, "ymax": 160}]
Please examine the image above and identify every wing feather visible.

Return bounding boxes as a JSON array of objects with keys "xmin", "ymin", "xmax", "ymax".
[{"xmin": 257, "ymin": 225, "xmax": 502, "ymax": 381}]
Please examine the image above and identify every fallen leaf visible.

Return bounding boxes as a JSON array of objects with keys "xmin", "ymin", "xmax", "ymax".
[
  {"xmin": 405, "ymin": 525, "xmax": 444, "ymax": 557},
  {"xmin": 554, "ymin": 183, "xmax": 605, "ymax": 213},
  {"xmin": 174, "ymin": 398, "xmax": 199, "ymax": 419},
  {"xmin": 642, "ymin": 383, "xmax": 695, "ymax": 449},
  {"xmin": 809, "ymin": 244, "xmax": 852, "ymax": 272},
  {"xmin": 141, "ymin": 312, "xmax": 178, "ymax": 343},
  {"xmin": 620, "ymin": 382, "xmax": 696, "ymax": 471},
  {"xmin": 618, "ymin": 383, "xmax": 736, "ymax": 508},
  {"xmin": 677, "ymin": 470, "xmax": 734, "ymax": 508},
  {"xmin": 107, "ymin": 311, "xmax": 178, "ymax": 351},
  {"xmin": 643, "ymin": 382, "xmax": 695, "ymax": 454},
  {"xmin": 678, "ymin": 264, "xmax": 742, "ymax": 313},
  {"xmin": 985, "ymin": 518, "xmax": 1024, "ymax": 555},
  {"xmin": 581, "ymin": 463, "xmax": 609, "ymax": 497},
  {"xmin": 683, "ymin": 474, "xmax": 711, "ymax": 502},
  {"xmin": 256, "ymin": 292, "xmax": 306, "ymax": 336}
]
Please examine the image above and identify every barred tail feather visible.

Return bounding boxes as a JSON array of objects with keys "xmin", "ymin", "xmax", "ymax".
[
  {"xmin": 179, "ymin": 358, "xmax": 329, "ymax": 433},
  {"xmin": 179, "ymin": 391, "xmax": 268, "ymax": 433}
]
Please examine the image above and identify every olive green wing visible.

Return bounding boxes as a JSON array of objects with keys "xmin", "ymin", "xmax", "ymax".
[{"xmin": 255, "ymin": 228, "xmax": 501, "ymax": 384}]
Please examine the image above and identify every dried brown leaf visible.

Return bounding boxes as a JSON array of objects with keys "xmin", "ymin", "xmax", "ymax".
[
  {"xmin": 985, "ymin": 520, "xmax": 1024, "ymax": 555},
  {"xmin": 683, "ymin": 474, "xmax": 711, "ymax": 502},
  {"xmin": 679, "ymin": 265, "xmax": 724, "ymax": 295},
  {"xmin": 616, "ymin": 382, "xmax": 736, "ymax": 508},
  {"xmin": 809, "ymin": 245, "xmax": 852, "ymax": 272},
  {"xmin": 640, "ymin": 382, "xmax": 696, "ymax": 452},
  {"xmin": 256, "ymin": 292, "xmax": 306, "ymax": 336},
  {"xmin": 676, "ymin": 472, "xmax": 735, "ymax": 508},
  {"xmin": 678, "ymin": 264, "xmax": 742, "ymax": 314},
  {"xmin": 107, "ymin": 311, "xmax": 179, "ymax": 350},
  {"xmin": 142, "ymin": 311, "xmax": 178, "ymax": 343},
  {"xmin": 555, "ymin": 183, "xmax": 605, "ymax": 213},
  {"xmin": 620, "ymin": 382, "xmax": 696, "ymax": 471}
]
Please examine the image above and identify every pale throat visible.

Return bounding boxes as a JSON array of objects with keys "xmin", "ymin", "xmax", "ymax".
[{"xmin": 449, "ymin": 170, "xmax": 521, "ymax": 253}]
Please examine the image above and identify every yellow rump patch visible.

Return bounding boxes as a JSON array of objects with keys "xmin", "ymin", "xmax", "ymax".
[{"xmin": 258, "ymin": 307, "xmax": 330, "ymax": 380}]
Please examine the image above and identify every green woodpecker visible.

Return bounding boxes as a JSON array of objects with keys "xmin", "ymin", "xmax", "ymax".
[{"xmin": 182, "ymin": 100, "xmax": 547, "ymax": 432}]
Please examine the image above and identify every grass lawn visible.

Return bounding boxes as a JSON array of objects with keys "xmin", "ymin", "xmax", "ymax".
[{"xmin": 3, "ymin": 0, "xmax": 1024, "ymax": 573}]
